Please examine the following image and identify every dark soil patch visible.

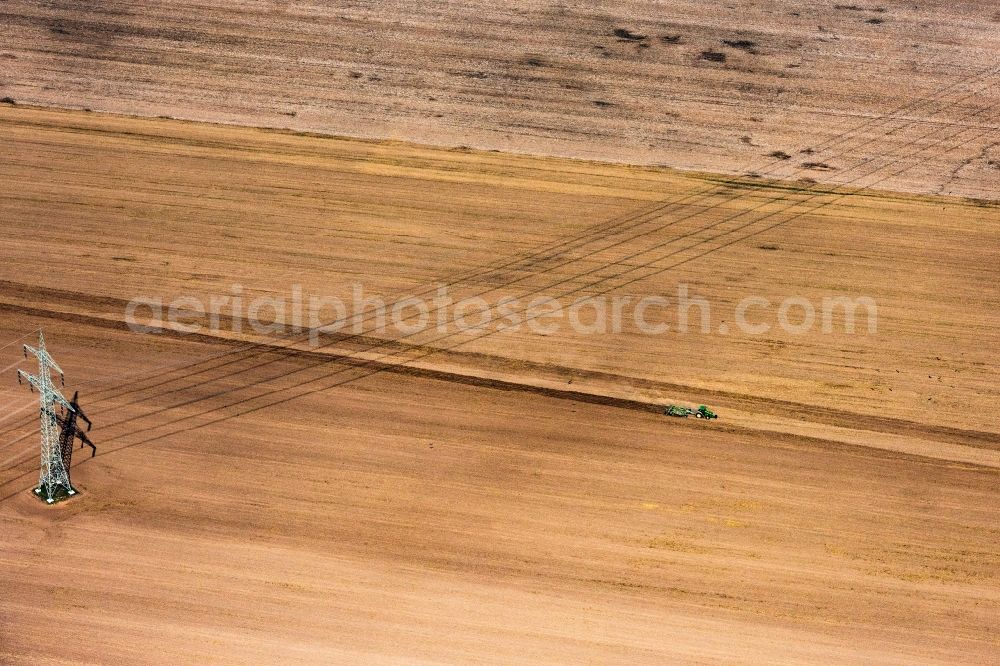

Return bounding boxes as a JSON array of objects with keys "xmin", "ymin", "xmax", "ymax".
[
  {"xmin": 613, "ymin": 28, "xmax": 647, "ymax": 41},
  {"xmin": 448, "ymin": 70, "xmax": 488, "ymax": 80},
  {"xmin": 700, "ymin": 51, "xmax": 727, "ymax": 63},
  {"xmin": 835, "ymin": 4, "xmax": 886, "ymax": 11},
  {"xmin": 722, "ymin": 39, "xmax": 758, "ymax": 52},
  {"xmin": 660, "ymin": 34, "xmax": 682, "ymax": 44},
  {"xmin": 768, "ymin": 151, "xmax": 792, "ymax": 160}
]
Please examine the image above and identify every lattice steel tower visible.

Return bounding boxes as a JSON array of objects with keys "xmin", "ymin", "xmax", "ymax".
[{"xmin": 18, "ymin": 332, "xmax": 76, "ymax": 503}]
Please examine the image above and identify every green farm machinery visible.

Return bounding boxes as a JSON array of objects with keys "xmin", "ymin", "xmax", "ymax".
[{"xmin": 664, "ymin": 404, "xmax": 718, "ymax": 420}]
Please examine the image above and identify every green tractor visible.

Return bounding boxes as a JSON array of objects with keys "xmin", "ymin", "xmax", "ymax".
[
  {"xmin": 664, "ymin": 404, "xmax": 718, "ymax": 420},
  {"xmin": 694, "ymin": 405, "xmax": 718, "ymax": 419}
]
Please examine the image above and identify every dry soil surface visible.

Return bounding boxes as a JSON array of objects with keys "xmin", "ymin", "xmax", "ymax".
[
  {"xmin": 1, "ymin": 314, "xmax": 998, "ymax": 665},
  {"xmin": 1, "ymin": 0, "xmax": 998, "ymax": 198},
  {"xmin": 0, "ymin": 107, "xmax": 998, "ymax": 663}
]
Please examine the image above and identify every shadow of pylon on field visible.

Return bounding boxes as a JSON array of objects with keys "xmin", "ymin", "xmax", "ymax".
[{"xmin": 56, "ymin": 390, "xmax": 96, "ymax": 490}]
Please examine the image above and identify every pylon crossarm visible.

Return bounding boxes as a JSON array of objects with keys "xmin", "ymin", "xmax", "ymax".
[
  {"xmin": 18, "ymin": 370, "xmax": 41, "ymax": 392},
  {"xmin": 24, "ymin": 340, "xmax": 65, "ymax": 377},
  {"xmin": 40, "ymin": 353, "xmax": 64, "ymax": 378},
  {"xmin": 50, "ymin": 386, "xmax": 73, "ymax": 411}
]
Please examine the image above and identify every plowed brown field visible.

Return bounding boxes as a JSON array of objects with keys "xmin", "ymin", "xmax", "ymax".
[{"xmin": 0, "ymin": 106, "xmax": 998, "ymax": 663}]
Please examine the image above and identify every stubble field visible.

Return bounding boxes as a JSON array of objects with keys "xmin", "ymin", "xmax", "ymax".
[
  {"xmin": 0, "ymin": 105, "xmax": 997, "ymax": 663},
  {"xmin": 1, "ymin": 0, "xmax": 999, "ymax": 662}
]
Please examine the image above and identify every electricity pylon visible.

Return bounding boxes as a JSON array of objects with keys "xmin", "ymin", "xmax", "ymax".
[{"xmin": 17, "ymin": 332, "xmax": 76, "ymax": 503}]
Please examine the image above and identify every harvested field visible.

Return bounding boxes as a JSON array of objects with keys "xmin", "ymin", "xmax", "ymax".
[
  {"xmin": 2, "ymin": 1, "xmax": 999, "ymax": 661},
  {"xmin": 1, "ymin": 316, "xmax": 997, "ymax": 664},
  {"xmin": 1, "ymin": 106, "xmax": 998, "ymax": 440},
  {"xmin": 0, "ymin": 105, "xmax": 998, "ymax": 663},
  {"xmin": 1, "ymin": 0, "xmax": 998, "ymax": 197}
]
